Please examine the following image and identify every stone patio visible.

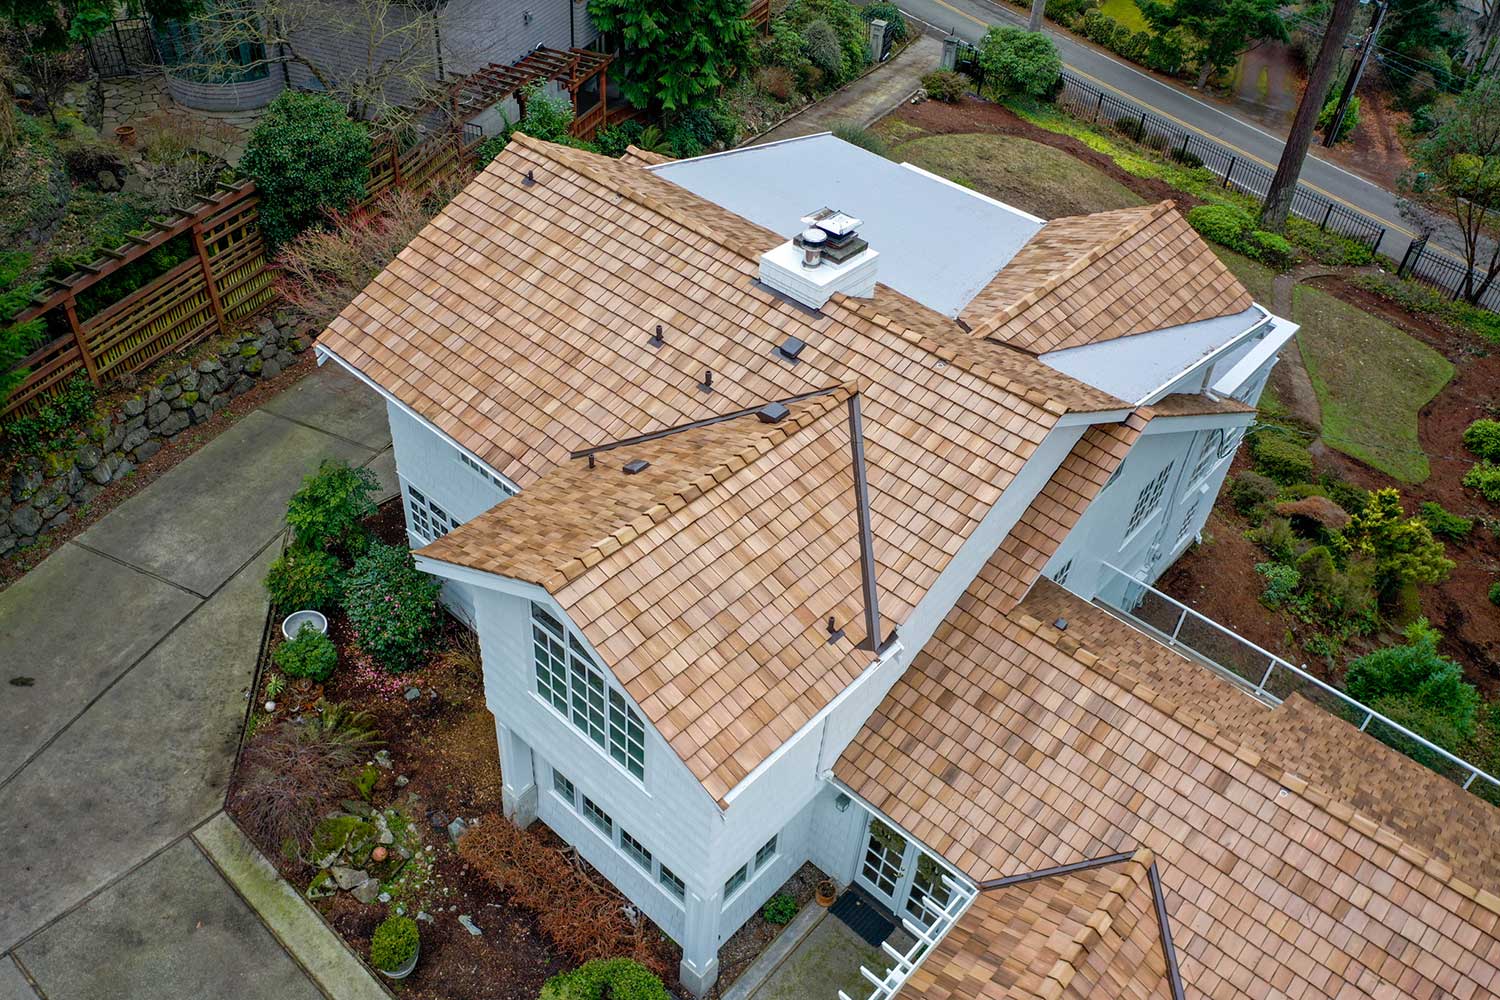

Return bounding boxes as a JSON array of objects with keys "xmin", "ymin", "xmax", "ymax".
[
  {"xmin": 98, "ymin": 74, "xmax": 259, "ymax": 164},
  {"xmin": 731, "ymin": 904, "xmax": 915, "ymax": 1000}
]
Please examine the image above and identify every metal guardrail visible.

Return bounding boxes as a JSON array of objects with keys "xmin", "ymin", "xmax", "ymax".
[{"xmin": 1094, "ymin": 562, "xmax": 1500, "ymax": 799}]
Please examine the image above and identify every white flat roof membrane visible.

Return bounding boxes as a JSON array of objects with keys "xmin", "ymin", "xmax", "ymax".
[{"xmin": 651, "ymin": 133, "xmax": 1044, "ymax": 318}]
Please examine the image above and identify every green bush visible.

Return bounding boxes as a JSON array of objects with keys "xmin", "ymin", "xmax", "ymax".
[
  {"xmin": 273, "ymin": 623, "xmax": 338, "ymax": 683},
  {"xmin": 1045, "ymin": 0, "xmax": 1097, "ymax": 23},
  {"xmin": 1346, "ymin": 488, "xmax": 1455, "ymax": 597},
  {"xmin": 861, "ymin": 2, "xmax": 908, "ymax": 42},
  {"xmin": 1463, "ymin": 418, "xmax": 1500, "ymax": 462},
  {"xmin": 1187, "ymin": 203, "xmax": 1253, "ymax": 248},
  {"xmin": 342, "ymin": 542, "xmax": 443, "ymax": 672},
  {"xmin": 1, "ymin": 376, "xmax": 98, "ymax": 455},
  {"xmin": 1248, "ymin": 516, "xmax": 1297, "ymax": 562},
  {"xmin": 1249, "ymin": 432, "xmax": 1314, "ymax": 485},
  {"xmin": 663, "ymin": 100, "xmax": 738, "ymax": 158},
  {"xmin": 241, "ymin": 92, "xmax": 372, "ymax": 248},
  {"xmin": 1345, "ymin": 618, "xmax": 1477, "ymax": 756},
  {"xmin": 784, "ymin": 0, "xmax": 871, "ymax": 83},
  {"xmin": 1464, "ymin": 461, "xmax": 1500, "ymax": 503},
  {"xmin": 1419, "ymin": 500, "xmax": 1473, "ymax": 541},
  {"xmin": 1490, "ymin": 580, "xmax": 1500, "ymax": 606},
  {"xmin": 285, "ymin": 460, "xmax": 380, "ymax": 556},
  {"xmin": 1256, "ymin": 561, "xmax": 1300, "ymax": 608},
  {"xmin": 762, "ymin": 894, "xmax": 798, "ymax": 925},
  {"xmin": 1248, "ymin": 229, "xmax": 1294, "ymax": 269},
  {"xmin": 593, "ymin": 120, "xmax": 647, "ymax": 158},
  {"xmin": 1322, "ymin": 477, "xmax": 1371, "ymax": 515},
  {"xmin": 1316, "ymin": 92, "xmax": 1359, "ymax": 145},
  {"xmin": 369, "ymin": 915, "xmax": 419, "ymax": 972},
  {"xmin": 921, "ymin": 70, "xmax": 971, "ymax": 103},
  {"xmin": 264, "ymin": 545, "xmax": 344, "ymax": 612},
  {"xmin": 802, "ymin": 19, "xmax": 844, "ymax": 79},
  {"xmin": 540, "ymin": 958, "xmax": 671, "ymax": 1000},
  {"xmin": 1284, "ymin": 218, "xmax": 1375, "ymax": 267},
  {"xmin": 1228, "ymin": 470, "xmax": 1278, "ymax": 516},
  {"xmin": 832, "ymin": 122, "xmax": 888, "ymax": 155},
  {"xmin": 976, "ymin": 26, "xmax": 1062, "ymax": 99},
  {"xmin": 1143, "ymin": 29, "xmax": 1188, "ymax": 75}
]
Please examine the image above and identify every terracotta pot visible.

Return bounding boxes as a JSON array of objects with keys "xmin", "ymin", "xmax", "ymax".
[
  {"xmin": 114, "ymin": 125, "xmax": 136, "ymax": 147},
  {"xmin": 816, "ymin": 879, "xmax": 837, "ymax": 907}
]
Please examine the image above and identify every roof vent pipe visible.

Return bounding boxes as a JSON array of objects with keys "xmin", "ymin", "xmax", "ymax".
[{"xmin": 800, "ymin": 228, "xmax": 826, "ymax": 268}]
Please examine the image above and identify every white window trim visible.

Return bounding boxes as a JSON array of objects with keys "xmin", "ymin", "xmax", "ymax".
[
  {"xmin": 550, "ymin": 767, "xmax": 685, "ymax": 909},
  {"xmin": 723, "ymin": 830, "xmax": 784, "ymax": 904},
  {"xmin": 457, "ymin": 447, "xmax": 517, "ymax": 497},
  {"xmin": 1124, "ymin": 462, "xmax": 1174, "ymax": 543},
  {"xmin": 401, "ymin": 477, "xmax": 460, "ymax": 544}
]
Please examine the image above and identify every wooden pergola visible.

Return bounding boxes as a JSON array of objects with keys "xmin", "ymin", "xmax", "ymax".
[{"xmin": 446, "ymin": 46, "xmax": 617, "ymax": 141}]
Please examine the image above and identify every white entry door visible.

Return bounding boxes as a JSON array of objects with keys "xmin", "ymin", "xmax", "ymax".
[{"xmin": 854, "ymin": 816, "xmax": 953, "ymax": 927}]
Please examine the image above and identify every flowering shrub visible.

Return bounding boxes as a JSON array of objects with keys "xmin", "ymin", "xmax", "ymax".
[
  {"xmin": 341, "ymin": 542, "xmax": 442, "ymax": 672},
  {"xmin": 273, "ymin": 624, "xmax": 338, "ymax": 682}
]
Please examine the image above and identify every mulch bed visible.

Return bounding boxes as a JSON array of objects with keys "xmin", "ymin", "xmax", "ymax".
[
  {"xmin": 0, "ymin": 349, "xmax": 317, "ymax": 592},
  {"xmin": 707, "ymin": 862, "xmax": 824, "ymax": 998}
]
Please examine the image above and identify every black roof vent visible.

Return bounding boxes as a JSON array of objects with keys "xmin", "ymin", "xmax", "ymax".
[
  {"xmin": 623, "ymin": 459, "xmax": 649, "ymax": 475},
  {"xmin": 757, "ymin": 401, "xmax": 790, "ymax": 424},
  {"xmin": 777, "ymin": 336, "xmax": 805, "ymax": 362}
]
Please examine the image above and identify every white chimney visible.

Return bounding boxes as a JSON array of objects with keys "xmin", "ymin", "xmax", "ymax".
[{"xmin": 759, "ymin": 208, "xmax": 878, "ymax": 310}]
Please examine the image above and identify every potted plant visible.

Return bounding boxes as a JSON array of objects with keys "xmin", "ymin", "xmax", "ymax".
[
  {"xmin": 281, "ymin": 609, "xmax": 329, "ymax": 640},
  {"xmin": 816, "ymin": 879, "xmax": 837, "ymax": 907},
  {"xmin": 370, "ymin": 914, "xmax": 419, "ymax": 979},
  {"xmin": 114, "ymin": 124, "xmax": 136, "ymax": 147}
]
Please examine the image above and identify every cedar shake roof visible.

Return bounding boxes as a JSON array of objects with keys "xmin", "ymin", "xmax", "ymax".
[
  {"xmin": 419, "ymin": 387, "xmax": 889, "ymax": 803},
  {"xmin": 838, "ymin": 573, "xmax": 1500, "ymax": 999},
  {"xmin": 620, "ymin": 144, "xmax": 673, "ymax": 167},
  {"xmin": 905, "ymin": 851, "xmax": 1171, "ymax": 1000},
  {"xmin": 1140, "ymin": 393, "xmax": 1257, "ymax": 419},
  {"xmin": 959, "ymin": 203, "xmax": 1253, "ymax": 355}
]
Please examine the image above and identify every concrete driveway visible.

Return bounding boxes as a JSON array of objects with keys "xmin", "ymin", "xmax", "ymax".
[{"xmin": 0, "ymin": 363, "xmax": 395, "ymax": 999}]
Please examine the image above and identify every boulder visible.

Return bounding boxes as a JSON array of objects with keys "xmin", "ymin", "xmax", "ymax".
[
  {"xmin": 132, "ymin": 439, "xmax": 162, "ymax": 462},
  {"xmin": 66, "ymin": 466, "xmax": 85, "ymax": 495},
  {"xmin": 160, "ymin": 381, "xmax": 182, "ymax": 402},
  {"xmin": 10, "ymin": 505, "xmax": 41, "ymax": 538},
  {"xmin": 38, "ymin": 490, "xmax": 68, "ymax": 519},
  {"xmin": 260, "ymin": 359, "xmax": 281, "ymax": 380},
  {"xmin": 100, "ymin": 423, "xmax": 125, "ymax": 454},
  {"xmin": 230, "ymin": 376, "xmax": 254, "ymax": 397},
  {"xmin": 10, "ymin": 464, "xmax": 42, "ymax": 503},
  {"xmin": 158, "ymin": 410, "xmax": 191, "ymax": 436},
  {"xmin": 331, "ymin": 866, "xmax": 369, "ymax": 891},
  {"xmin": 351, "ymin": 878, "xmax": 382, "ymax": 905},
  {"xmin": 122, "ymin": 426, "xmax": 150, "ymax": 452},
  {"xmin": 197, "ymin": 358, "xmax": 222, "ymax": 374},
  {"xmin": 121, "ymin": 396, "xmax": 145, "ymax": 419},
  {"xmin": 145, "ymin": 402, "xmax": 171, "ymax": 428},
  {"xmin": 1274, "ymin": 496, "xmax": 1351, "ymax": 533},
  {"xmin": 190, "ymin": 402, "xmax": 211, "ymax": 424},
  {"xmin": 110, "ymin": 458, "xmax": 134, "ymax": 482},
  {"xmin": 96, "ymin": 169, "xmax": 120, "ymax": 192}
]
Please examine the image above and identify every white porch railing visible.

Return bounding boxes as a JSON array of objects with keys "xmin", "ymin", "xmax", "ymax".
[
  {"xmin": 839, "ymin": 871, "xmax": 977, "ymax": 1000},
  {"xmin": 1094, "ymin": 562, "xmax": 1500, "ymax": 799}
]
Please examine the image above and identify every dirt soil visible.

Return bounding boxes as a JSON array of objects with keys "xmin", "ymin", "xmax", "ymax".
[
  {"xmin": 707, "ymin": 861, "xmax": 824, "ymax": 998},
  {"xmin": 1314, "ymin": 72, "xmax": 1416, "ymax": 193},
  {"xmin": 879, "ymin": 97, "xmax": 1195, "ymax": 209}
]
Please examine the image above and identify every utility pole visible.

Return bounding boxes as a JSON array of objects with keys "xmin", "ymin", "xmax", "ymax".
[
  {"xmin": 1323, "ymin": 0, "xmax": 1387, "ymax": 147},
  {"xmin": 1029, "ymin": 0, "xmax": 1045, "ymax": 32}
]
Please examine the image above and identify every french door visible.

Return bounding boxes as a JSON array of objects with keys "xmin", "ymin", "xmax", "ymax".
[{"xmin": 854, "ymin": 816, "xmax": 952, "ymax": 927}]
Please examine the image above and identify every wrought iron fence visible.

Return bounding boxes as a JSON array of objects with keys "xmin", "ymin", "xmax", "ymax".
[
  {"xmin": 1397, "ymin": 234, "xmax": 1500, "ymax": 312},
  {"xmin": 1094, "ymin": 562, "xmax": 1500, "ymax": 801},
  {"xmin": 86, "ymin": 17, "xmax": 160, "ymax": 78}
]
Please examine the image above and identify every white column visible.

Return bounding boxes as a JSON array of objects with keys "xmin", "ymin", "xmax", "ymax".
[
  {"xmin": 678, "ymin": 887, "xmax": 723, "ymax": 997},
  {"xmin": 497, "ymin": 719, "xmax": 538, "ymax": 828}
]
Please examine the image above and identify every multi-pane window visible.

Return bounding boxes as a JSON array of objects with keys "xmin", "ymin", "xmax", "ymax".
[
  {"xmin": 552, "ymin": 768, "xmax": 576, "ymax": 804},
  {"xmin": 1104, "ymin": 458, "xmax": 1127, "ymax": 491},
  {"xmin": 457, "ymin": 448, "xmax": 517, "ymax": 496},
  {"xmin": 756, "ymin": 835, "xmax": 778, "ymax": 869},
  {"xmin": 582, "ymin": 795, "xmax": 612, "ymax": 836},
  {"xmin": 1179, "ymin": 499, "xmax": 1202, "ymax": 540},
  {"xmin": 1192, "ymin": 430, "xmax": 1222, "ymax": 483},
  {"xmin": 405, "ymin": 483, "xmax": 459, "ymax": 542},
  {"xmin": 530, "ymin": 604, "xmax": 647, "ymax": 781},
  {"xmin": 1127, "ymin": 462, "xmax": 1175, "ymax": 534},
  {"xmin": 659, "ymin": 865, "xmax": 686, "ymax": 900},
  {"xmin": 1219, "ymin": 427, "xmax": 1243, "ymax": 459},
  {"xmin": 621, "ymin": 829, "xmax": 652, "ymax": 871},
  {"xmin": 724, "ymin": 864, "xmax": 748, "ymax": 898},
  {"xmin": 1053, "ymin": 559, "xmax": 1072, "ymax": 587}
]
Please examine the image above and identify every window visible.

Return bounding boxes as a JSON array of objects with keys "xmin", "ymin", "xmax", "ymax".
[
  {"xmin": 1053, "ymin": 559, "xmax": 1072, "ymax": 587},
  {"xmin": 457, "ymin": 449, "xmax": 516, "ymax": 496},
  {"xmin": 756, "ymin": 835, "xmax": 778, "ymax": 869},
  {"xmin": 1219, "ymin": 427, "xmax": 1243, "ymax": 459},
  {"xmin": 660, "ymin": 865, "xmax": 686, "ymax": 900},
  {"xmin": 621, "ymin": 829, "xmax": 652, "ymax": 870},
  {"xmin": 1127, "ymin": 462, "xmax": 1174, "ymax": 534},
  {"xmin": 1103, "ymin": 459, "xmax": 1127, "ymax": 491},
  {"xmin": 724, "ymin": 864, "xmax": 748, "ymax": 898},
  {"xmin": 530, "ymin": 604, "xmax": 647, "ymax": 781},
  {"xmin": 405, "ymin": 483, "xmax": 459, "ymax": 542},
  {"xmin": 1179, "ymin": 499, "xmax": 1202, "ymax": 540},
  {"xmin": 1192, "ymin": 431, "xmax": 1222, "ymax": 483},
  {"xmin": 552, "ymin": 769, "xmax": 576, "ymax": 805},
  {"xmin": 582, "ymin": 795, "xmax": 612, "ymax": 837}
]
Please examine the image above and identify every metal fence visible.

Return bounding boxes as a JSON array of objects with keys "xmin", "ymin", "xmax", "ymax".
[
  {"xmin": 1094, "ymin": 562, "xmax": 1500, "ymax": 801},
  {"xmin": 1397, "ymin": 234, "xmax": 1500, "ymax": 312},
  {"xmin": 86, "ymin": 17, "xmax": 160, "ymax": 78}
]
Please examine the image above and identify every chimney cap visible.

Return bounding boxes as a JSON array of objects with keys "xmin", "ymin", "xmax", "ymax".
[{"xmin": 800, "ymin": 207, "xmax": 862, "ymax": 236}]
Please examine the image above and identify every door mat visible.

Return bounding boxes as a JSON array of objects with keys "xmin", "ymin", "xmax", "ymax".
[{"xmin": 830, "ymin": 887, "xmax": 897, "ymax": 947}]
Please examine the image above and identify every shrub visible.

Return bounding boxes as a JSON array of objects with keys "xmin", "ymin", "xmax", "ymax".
[
  {"xmin": 755, "ymin": 65, "xmax": 797, "ymax": 102},
  {"xmin": 229, "ymin": 701, "xmax": 379, "ymax": 854},
  {"xmin": 274, "ymin": 624, "xmax": 338, "ymax": 683},
  {"xmin": 1169, "ymin": 145, "xmax": 1204, "ymax": 169},
  {"xmin": 1463, "ymin": 418, "xmax": 1500, "ymax": 462},
  {"xmin": 862, "ymin": 2, "xmax": 908, "ymax": 42},
  {"xmin": 264, "ymin": 545, "xmax": 344, "ymax": 612},
  {"xmin": 285, "ymin": 460, "xmax": 380, "ymax": 556},
  {"xmin": 342, "ymin": 542, "xmax": 443, "ymax": 672},
  {"xmin": 1256, "ymin": 561, "xmax": 1300, "ymax": 608},
  {"xmin": 663, "ymin": 100, "xmax": 737, "ymax": 159},
  {"xmin": 1248, "ymin": 516, "xmax": 1297, "ymax": 562},
  {"xmin": 1248, "ymin": 229, "xmax": 1294, "ymax": 270},
  {"xmin": 1464, "ymin": 461, "xmax": 1500, "ymax": 503},
  {"xmin": 370, "ymin": 915, "xmax": 420, "ymax": 972},
  {"xmin": 784, "ymin": 0, "xmax": 871, "ymax": 83},
  {"xmin": 921, "ymin": 70, "xmax": 971, "ymax": 104},
  {"xmin": 1491, "ymin": 580, "xmax": 1500, "ymax": 606},
  {"xmin": 460, "ymin": 816, "xmax": 672, "ymax": 975},
  {"xmin": 1345, "ymin": 618, "xmax": 1477, "ymax": 756},
  {"xmin": 976, "ymin": 26, "xmax": 1062, "ymax": 99},
  {"xmin": 1187, "ymin": 203, "xmax": 1253, "ymax": 248},
  {"xmin": 1346, "ymin": 488, "xmax": 1455, "ymax": 597},
  {"xmin": 1419, "ymin": 501, "xmax": 1473, "ymax": 541},
  {"xmin": 1322, "ymin": 477, "xmax": 1371, "ymax": 515},
  {"xmin": 802, "ymin": 19, "xmax": 844, "ymax": 79},
  {"xmin": 1249, "ymin": 432, "xmax": 1314, "ymax": 485},
  {"xmin": 1045, "ymin": 0, "xmax": 1096, "ymax": 23},
  {"xmin": 1285, "ymin": 218, "xmax": 1375, "ymax": 267},
  {"xmin": 762, "ymin": 894, "xmax": 798, "ymax": 925},
  {"xmin": 1316, "ymin": 92, "xmax": 1359, "ymax": 145},
  {"xmin": 540, "ymin": 958, "xmax": 671, "ymax": 1000},
  {"xmin": 514, "ymin": 84, "xmax": 577, "ymax": 144},
  {"xmin": 1144, "ymin": 29, "xmax": 1188, "ymax": 75},
  {"xmin": 593, "ymin": 120, "xmax": 647, "ymax": 158},
  {"xmin": 241, "ymin": 92, "xmax": 372, "ymax": 248},
  {"xmin": 1228, "ymin": 470, "xmax": 1278, "ymax": 516},
  {"xmin": 832, "ymin": 122, "xmax": 888, "ymax": 156}
]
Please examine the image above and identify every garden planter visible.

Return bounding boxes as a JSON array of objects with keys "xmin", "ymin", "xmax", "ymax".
[
  {"xmin": 114, "ymin": 125, "xmax": 136, "ymax": 147},
  {"xmin": 816, "ymin": 879, "xmax": 837, "ymax": 907},
  {"xmin": 282, "ymin": 609, "xmax": 328, "ymax": 640},
  {"xmin": 380, "ymin": 944, "xmax": 419, "ymax": 980}
]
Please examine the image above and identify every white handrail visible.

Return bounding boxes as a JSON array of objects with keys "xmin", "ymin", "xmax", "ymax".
[{"xmin": 1097, "ymin": 562, "xmax": 1500, "ymax": 798}]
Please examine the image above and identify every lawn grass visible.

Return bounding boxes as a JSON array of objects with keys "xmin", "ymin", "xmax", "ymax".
[
  {"xmin": 892, "ymin": 133, "xmax": 1144, "ymax": 219},
  {"xmin": 1212, "ymin": 247, "xmax": 1276, "ymax": 304},
  {"xmin": 1098, "ymin": 0, "xmax": 1150, "ymax": 32},
  {"xmin": 1293, "ymin": 283, "xmax": 1454, "ymax": 483}
]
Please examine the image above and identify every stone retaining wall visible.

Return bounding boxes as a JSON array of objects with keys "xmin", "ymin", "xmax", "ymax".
[{"xmin": 2, "ymin": 315, "xmax": 312, "ymax": 558}]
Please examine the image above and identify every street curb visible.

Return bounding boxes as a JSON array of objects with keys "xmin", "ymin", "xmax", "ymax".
[{"xmin": 194, "ymin": 812, "xmax": 392, "ymax": 1000}]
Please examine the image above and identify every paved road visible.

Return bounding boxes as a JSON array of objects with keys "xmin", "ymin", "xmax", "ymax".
[
  {"xmin": 897, "ymin": 0, "xmax": 1451, "ymax": 262},
  {"xmin": 0, "ymin": 363, "xmax": 396, "ymax": 1000}
]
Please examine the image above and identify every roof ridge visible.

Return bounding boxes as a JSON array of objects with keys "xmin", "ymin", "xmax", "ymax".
[
  {"xmin": 542, "ymin": 385, "xmax": 858, "ymax": 590},
  {"xmin": 1038, "ymin": 849, "xmax": 1155, "ymax": 1000},
  {"xmin": 1006, "ymin": 611, "xmax": 1500, "ymax": 918},
  {"xmin": 968, "ymin": 201, "xmax": 1174, "ymax": 341}
]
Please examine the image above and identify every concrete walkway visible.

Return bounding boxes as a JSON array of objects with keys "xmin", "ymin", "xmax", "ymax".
[
  {"xmin": 749, "ymin": 33, "xmax": 943, "ymax": 146},
  {"xmin": 0, "ymin": 363, "xmax": 395, "ymax": 999}
]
